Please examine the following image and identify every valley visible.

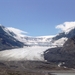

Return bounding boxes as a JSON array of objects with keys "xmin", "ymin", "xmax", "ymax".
[{"xmin": 0, "ymin": 25, "xmax": 75, "ymax": 75}]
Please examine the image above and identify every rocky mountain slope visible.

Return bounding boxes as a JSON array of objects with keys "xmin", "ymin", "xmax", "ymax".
[
  {"xmin": 44, "ymin": 35, "xmax": 75, "ymax": 69},
  {"xmin": 0, "ymin": 25, "xmax": 25, "ymax": 51}
]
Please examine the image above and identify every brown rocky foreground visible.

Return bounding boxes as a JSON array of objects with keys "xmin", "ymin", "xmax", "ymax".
[{"xmin": 0, "ymin": 61, "xmax": 72, "ymax": 75}]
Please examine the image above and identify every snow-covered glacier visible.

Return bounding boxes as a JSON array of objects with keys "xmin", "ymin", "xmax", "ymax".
[{"xmin": 0, "ymin": 46, "xmax": 51, "ymax": 61}]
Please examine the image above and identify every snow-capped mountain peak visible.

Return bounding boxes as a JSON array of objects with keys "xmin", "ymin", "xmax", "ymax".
[
  {"xmin": 0, "ymin": 25, "xmax": 12, "ymax": 36},
  {"xmin": 64, "ymin": 26, "xmax": 75, "ymax": 34}
]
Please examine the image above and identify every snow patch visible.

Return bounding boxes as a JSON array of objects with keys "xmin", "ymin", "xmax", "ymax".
[{"xmin": 52, "ymin": 37, "xmax": 68, "ymax": 47}]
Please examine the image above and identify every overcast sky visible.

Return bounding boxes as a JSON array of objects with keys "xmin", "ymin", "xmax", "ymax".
[{"xmin": 0, "ymin": 0, "xmax": 75, "ymax": 36}]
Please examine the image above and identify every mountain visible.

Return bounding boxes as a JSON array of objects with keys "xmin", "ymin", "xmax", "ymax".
[
  {"xmin": 0, "ymin": 25, "xmax": 25, "ymax": 51},
  {"xmin": 7, "ymin": 27, "xmax": 68, "ymax": 47},
  {"xmin": 7, "ymin": 27, "xmax": 55, "ymax": 46},
  {"xmin": 53, "ymin": 27, "xmax": 75, "ymax": 40},
  {"xmin": 47, "ymin": 27, "xmax": 75, "ymax": 47},
  {"xmin": 44, "ymin": 35, "xmax": 75, "ymax": 69},
  {"xmin": 1, "ymin": 25, "xmax": 75, "ymax": 48},
  {"xmin": 1, "ymin": 25, "xmax": 75, "ymax": 50}
]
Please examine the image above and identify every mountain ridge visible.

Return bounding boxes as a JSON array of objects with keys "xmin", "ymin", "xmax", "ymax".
[
  {"xmin": 0, "ymin": 25, "xmax": 25, "ymax": 51},
  {"xmin": 1, "ymin": 25, "xmax": 75, "ymax": 48}
]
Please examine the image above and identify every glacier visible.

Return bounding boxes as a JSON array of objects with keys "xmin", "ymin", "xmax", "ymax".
[{"xmin": 0, "ymin": 46, "xmax": 51, "ymax": 61}]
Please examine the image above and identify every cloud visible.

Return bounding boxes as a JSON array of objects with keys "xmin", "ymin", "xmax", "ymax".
[
  {"xmin": 7, "ymin": 27, "xmax": 28, "ymax": 37},
  {"xmin": 56, "ymin": 21, "xmax": 75, "ymax": 31}
]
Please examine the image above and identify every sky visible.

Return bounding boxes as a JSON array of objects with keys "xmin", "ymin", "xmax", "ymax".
[{"xmin": 0, "ymin": 0, "xmax": 75, "ymax": 36}]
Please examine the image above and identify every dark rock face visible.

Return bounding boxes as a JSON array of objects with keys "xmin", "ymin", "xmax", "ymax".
[
  {"xmin": 44, "ymin": 47, "xmax": 62, "ymax": 62},
  {"xmin": 44, "ymin": 36, "xmax": 75, "ymax": 68},
  {"xmin": 0, "ymin": 26, "xmax": 24, "ymax": 51}
]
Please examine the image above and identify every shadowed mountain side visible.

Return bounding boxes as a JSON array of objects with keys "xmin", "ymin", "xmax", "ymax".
[
  {"xmin": 44, "ymin": 36, "xmax": 75, "ymax": 68},
  {"xmin": 0, "ymin": 26, "xmax": 25, "ymax": 51},
  {"xmin": 0, "ymin": 34, "xmax": 24, "ymax": 51}
]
